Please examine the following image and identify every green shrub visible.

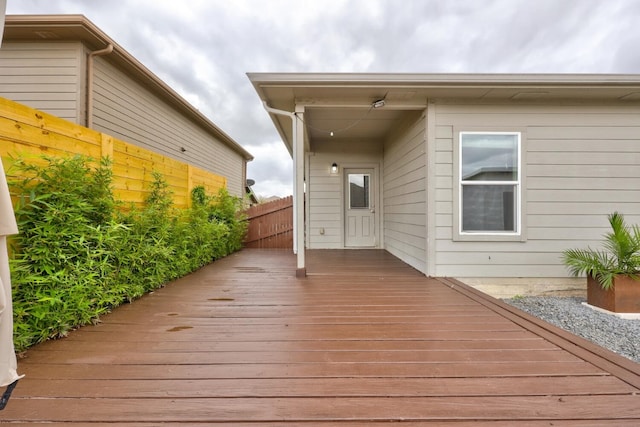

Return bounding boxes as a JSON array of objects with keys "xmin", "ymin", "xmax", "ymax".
[
  {"xmin": 563, "ymin": 212, "xmax": 640, "ymax": 290},
  {"xmin": 208, "ymin": 187, "xmax": 248, "ymax": 254},
  {"xmin": 8, "ymin": 155, "xmax": 246, "ymax": 352}
]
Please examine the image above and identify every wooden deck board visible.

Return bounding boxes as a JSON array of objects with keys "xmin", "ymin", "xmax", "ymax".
[
  {"xmin": 7, "ymin": 423, "xmax": 640, "ymax": 427},
  {"xmin": 22, "ymin": 348, "xmax": 580, "ymax": 364},
  {"xmin": 6, "ymin": 396, "xmax": 640, "ymax": 422},
  {"xmin": 7, "ymin": 422, "xmax": 640, "ymax": 427},
  {"xmin": 27, "ymin": 337, "xmax": 559, "ymax": 353},
  {"xmin": 4, "ymin": 248, "xmax": 640, "ymax": 424},
  {"xmin": 18, "ymin": 376, "xmax": 636, "ymax": 398},
  {"xmin": 18, "ymin": 360, "xmax": 609, "ymax": 380}
]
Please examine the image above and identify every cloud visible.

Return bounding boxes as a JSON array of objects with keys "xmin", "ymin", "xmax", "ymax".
[{"xmin": 244, "ymin": 140, "xmax": 292, "ymax": 198}]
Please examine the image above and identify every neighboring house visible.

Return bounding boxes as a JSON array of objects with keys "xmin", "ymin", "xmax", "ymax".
[
  {"xmin": 1, "ymin": 15, "xmax": 253, "ymax": 197},
  {"xmin": 249, "ymin": 73, "xmax": 640, "ymax": 295}
]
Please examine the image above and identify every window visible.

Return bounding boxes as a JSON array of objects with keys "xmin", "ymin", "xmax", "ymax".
[
  {"xmin": 459, "ymin": 132, "xmax": 521, "ymax": 235},
  {"xmin": 349, "ymin": 173, "xmax": 370, "ymax": 209}
]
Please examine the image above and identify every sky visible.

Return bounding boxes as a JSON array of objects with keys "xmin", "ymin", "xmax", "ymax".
[{"xmin": 5, "ymin": 0, "xmax": 640, "ymax": 198}]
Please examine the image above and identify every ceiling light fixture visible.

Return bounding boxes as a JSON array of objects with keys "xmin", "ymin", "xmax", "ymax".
[{"xmin": 372, "ymin": 99, "xmax": 386, "ymax": 108}]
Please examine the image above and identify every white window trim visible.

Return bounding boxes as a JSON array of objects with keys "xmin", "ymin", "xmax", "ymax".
[{"xmin": 453, "ymin": 129, "xmax": 526, "ymax": 242}]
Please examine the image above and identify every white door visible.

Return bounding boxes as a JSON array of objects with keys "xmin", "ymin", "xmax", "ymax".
[{"xmin": 345, "ymin": 169, "xmax": 376, "ymax": 247}]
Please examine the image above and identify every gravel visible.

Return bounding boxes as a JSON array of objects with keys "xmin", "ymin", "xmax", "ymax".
[{"xmin": 502, "ymin": 296, "xmax": 640, "ymax": 363}]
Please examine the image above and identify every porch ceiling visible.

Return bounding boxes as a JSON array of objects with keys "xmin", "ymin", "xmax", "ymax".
[
  {"xmin": 303, "ymin": 107, "xmax": 407, "ymax": 143},
  {"xmin": 247, "ymin": 72, "xmax": 640, "ymax": 154}
]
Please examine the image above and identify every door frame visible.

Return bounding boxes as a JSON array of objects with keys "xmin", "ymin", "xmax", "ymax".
[{"xmin": 341, "ymin": 164, "xmax": 381, "ymax": 248}]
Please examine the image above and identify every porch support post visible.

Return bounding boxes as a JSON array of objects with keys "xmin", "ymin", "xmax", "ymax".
[
  {"xmin": 294, "ymin": 105, "xmax": 306, "ymax": 277},
  {"xmin": 425, "ymin": 101, "xmax": 437, "ymax": 277},
  {"xmin": 260, "ymin": 101, "xmax": 306, "ymax": 278}
]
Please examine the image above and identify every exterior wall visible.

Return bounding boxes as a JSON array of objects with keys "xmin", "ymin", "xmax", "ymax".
[
  {"xmin": 307, "ymin": 140, "xmax": 382, "ymax": 248},
  {"xmin": 433, "ymin": 102, "xmax": 640, "ymax": 285},
  {"xmin": 382, "ymin": 111, "xmax": 427, "ymax": 273},
  {"xmin": 0, "ymin": 41, "xmax": 84, "ymax": 122},
  {"xmin": 91, "ymin": 57, "xmax": 246, "ymax": 196}
]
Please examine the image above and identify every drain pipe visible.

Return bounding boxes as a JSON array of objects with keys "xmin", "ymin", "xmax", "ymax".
[
  {"xmin": 86, "ymin": 44, "xmax": 113, "ymax": 128},
  {"xmin": 262, "ymin": 102, "xmax": 305, "ymax": 276}
]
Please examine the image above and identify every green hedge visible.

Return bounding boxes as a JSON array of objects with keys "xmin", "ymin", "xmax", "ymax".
[{"xmin": 8, "ymin": 155, "xmax": 247, "ymax": 352}]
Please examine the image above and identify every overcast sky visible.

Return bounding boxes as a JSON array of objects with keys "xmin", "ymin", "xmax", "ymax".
[{"xmin": 6, "ymin": 0, "xmax": 640, "ymax": 197}]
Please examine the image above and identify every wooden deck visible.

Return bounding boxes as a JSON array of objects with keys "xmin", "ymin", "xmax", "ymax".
[{"xmin": 4, "ymin": 248, "xmax": 640, "ymax": 425}]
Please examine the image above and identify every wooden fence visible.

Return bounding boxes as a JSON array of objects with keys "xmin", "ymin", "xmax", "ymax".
[
  {"xmin": 244, "ymin": 196, "xmax": 293, "ymax": 249},
  {"xmin": 0, "ymin": 97, "xmax": 226, "ymax": 209}
]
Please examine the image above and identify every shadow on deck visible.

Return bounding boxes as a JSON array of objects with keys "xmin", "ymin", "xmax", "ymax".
[{"xmin": 4, "ymin": 248, "xmax": 640, "ymax": 424}]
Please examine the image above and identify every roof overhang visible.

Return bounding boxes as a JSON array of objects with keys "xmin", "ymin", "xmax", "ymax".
[
  {"xmin": 4, "ymin": 14, "xmax": 253, "ymax": 161},
  {"xmin": 248, "ymin": 72, "xmax": 640, "ymax": 154}
]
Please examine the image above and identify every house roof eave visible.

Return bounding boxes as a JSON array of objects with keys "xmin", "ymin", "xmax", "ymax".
[{"xmin": 247, "ymin": 71, "xmax": 640, "ymax": 88}]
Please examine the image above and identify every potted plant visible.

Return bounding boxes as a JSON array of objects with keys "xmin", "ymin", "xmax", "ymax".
[{"xmin": 562, "ymin": 212, "xmax": 640, "ymax": 313}]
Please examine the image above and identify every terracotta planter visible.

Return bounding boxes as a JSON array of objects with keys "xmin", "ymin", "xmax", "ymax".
[{"xmin": 587, "ymin": 275, "xmax": 640, "ymax": 313}]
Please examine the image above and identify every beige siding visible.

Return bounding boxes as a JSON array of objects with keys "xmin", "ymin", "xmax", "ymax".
[
  {"xmin": 434, "ymin": 103, "xmax": 640, "ymax": 278},
  {"xmin": 0, "ymin": 41, "xmax": 83, "ymax": 122},
  {"xmin": 382, "ymin": 112, "xmax": 427, "ymax": 272},
  {"xmin": 91, "ymin": 57, "xmax": 245, "ymax": 196},
  {"xmin": 307, "ymin": 140, "xmax": 382, "ymax": 249}
]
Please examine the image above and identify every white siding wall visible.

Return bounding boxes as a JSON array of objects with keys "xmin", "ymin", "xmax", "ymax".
[
  {"xmin": 382, "ymin": 112, "xmax": 427, "ymax": 273},
  {"xmin": 92, "ymin": 57, "xmax": 245, "ymax": 196},
  {"xmin": 307, "ymin": 140, "xmax": 382, "ymax": 248},
  {"xmin": 434, "ymin": 103, "xmax": 640, "ymax": 278},
  {"xmin": 0, "ymin": 41, "xmax": 83, "ymax": 122}
]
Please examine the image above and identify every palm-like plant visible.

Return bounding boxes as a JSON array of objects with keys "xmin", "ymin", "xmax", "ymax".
[{"xmin": 563, "ymin": 212, "xmax": 640, "ymax": 290}]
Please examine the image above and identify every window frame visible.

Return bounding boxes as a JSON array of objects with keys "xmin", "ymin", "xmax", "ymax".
[{"xmin": 453, "ymin": 129, "xmax": 526, "ymax": 242}]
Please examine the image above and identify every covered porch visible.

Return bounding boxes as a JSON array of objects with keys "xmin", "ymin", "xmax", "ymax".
[{"xmin": 3, "ymin": 249, "xmax": 640, "ymax": 424}]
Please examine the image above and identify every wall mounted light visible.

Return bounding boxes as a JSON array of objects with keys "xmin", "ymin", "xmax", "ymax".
[{"xmin": 331, "ymin": 163, "xmax": 338, "ymax": 174}]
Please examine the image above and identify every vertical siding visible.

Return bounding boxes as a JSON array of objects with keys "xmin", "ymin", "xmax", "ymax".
[
  {"xmin": 307, "ymin": 140, "xmax": 382, "ymax": 248},
  {"xmin": 382, "ymin": 112, "xmax": 427, "ymax": 272},
  {"xmin": 434, "ymin": 103, "xmax": 640, "ymax": 278},
  {"xmin": 0, "ymin": 41, "xmax": 83, "ymax": 122},
  {"xmin": 91, "ymin": 57, "xmax": 245, "ymax": 196}
]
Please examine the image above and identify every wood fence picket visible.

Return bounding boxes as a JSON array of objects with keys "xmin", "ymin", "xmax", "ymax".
[{"xmin": 244, "ymin": 196, "xmax": 293, "ymax": 249}]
